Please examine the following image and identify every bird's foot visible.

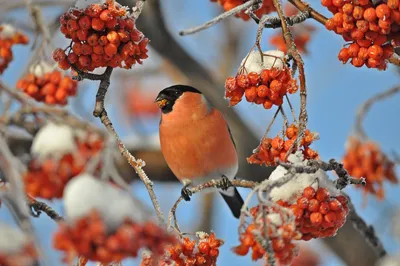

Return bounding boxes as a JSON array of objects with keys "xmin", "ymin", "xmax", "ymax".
[
  {"xmin": 219, "ymin": 175, "xmax": 233, "ymax": 191},
  {"xmin": 181, "ymin": 186, "xmax": 192, "ymax": 201}
]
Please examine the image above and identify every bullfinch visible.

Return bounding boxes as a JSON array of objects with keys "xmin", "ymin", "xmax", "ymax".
[{"xmin": 155, "ymin": 85, "xmax": 244, "ymax": 218}]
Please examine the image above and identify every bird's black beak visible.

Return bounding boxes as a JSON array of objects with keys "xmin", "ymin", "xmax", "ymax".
[{"xmin": 155, "ymin": 94, "xmax": 169, "ymax": 108}]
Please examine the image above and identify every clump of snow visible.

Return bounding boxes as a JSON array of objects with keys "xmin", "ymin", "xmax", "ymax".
[
  {"xmin": 378, "ymin": 254, "xmax": 400, "ymax": 266},
  {"xmin": 64, "ymin": 174, "xmax": 147, "ymax": 230},
  {"xmin": 240, "ymin": 50, "xmax": 286, "ymax": 74},
  {"xmin": 31, "ymin": 123, "xmax": 77, "ymax": 160},
  {"xmin": 267, "ymin": 213, "xmax": 283, "ymax": 226},
  {"xmin": 269, "ymin": 151, "xmax": 339, "ymax": 204},
  {"xmin": 0, "ymin": 223, "xmax": 28, "ymax": 253},
  {"xmin": 0, "ymin": 24, "xmax": 17, "ymax": 39},
  {"xmin": 29, "ymin": 61, "xmax": 54, "ymax": 77}
]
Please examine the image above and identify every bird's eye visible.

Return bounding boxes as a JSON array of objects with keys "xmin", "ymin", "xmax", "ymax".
[{"xmin": 175, "ymin": 91, "xmax": 180, "ymax": 95}]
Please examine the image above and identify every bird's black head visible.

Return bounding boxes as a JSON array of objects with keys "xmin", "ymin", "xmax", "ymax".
[{"xmin": 155, "ymin": 85, "xmax": 201, "ymax": 114}]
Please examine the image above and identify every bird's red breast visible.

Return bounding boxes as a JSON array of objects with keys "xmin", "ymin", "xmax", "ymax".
[{"xmin": 159, "ymin": 92, "xmax": 238, "ymax": 183}]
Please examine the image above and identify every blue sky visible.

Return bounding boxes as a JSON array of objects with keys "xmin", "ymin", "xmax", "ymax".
[{"xmin": 1, "ymin": 1, "xmax": 399, "ymax": 265}]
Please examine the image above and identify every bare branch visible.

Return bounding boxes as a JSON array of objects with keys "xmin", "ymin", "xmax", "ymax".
[{"xmin": 179, "ymin": 0, "xmax": 261, "ymax": 36}]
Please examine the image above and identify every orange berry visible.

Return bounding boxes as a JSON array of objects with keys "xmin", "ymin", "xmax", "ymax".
[
  {"xmin": 388, "ymin": 0, "xmax": 399, "ymax": 9},
  {"xmin": 376, "ymin": 4, "xmax": 391, "ymax": 19},
  {"xmin": 91, "ymin": 18, "xmax": 105, "ymax": 31},
  {"xmin": 45, "ymin": 95, "xmax": 56, "ymax": 104},
  {"xmin": 68, "ymin": 53, "xmax": 78, "ymax": 64},
  {"xmin": 358, "ymin": 0, "xmax": 369, "ymax": 5},
  {"xmin": 325, "ymin": 19, "xmax": 336, "ymax": 31},
  {"xmin": 256, "ymin": 85, "xmax": 269, "ymax": 98},
  {"xmin": 104, "ymin": 43, "xmax": 118, "ymax": 56},
  {"xmin": 93, "ymin": 45, "xmax": 104, "ymax": 55},
  {"xmin": 363, "ymin": 8, "xmax": 377, "ymax": 22},
  {"xmin": 78, "ymin": 55, "xmax": 91, "ymax": 67},
  {"xmin": 52, "ymin": 48, "xmax": 66, "ymax": 62},
  {"xmin": 58, "ymin": 59, "xmax": 70, "ymax": 70},
  {"xmin": 353, "ymin": 6, "xmax": 364, "ymax": 20},
  {"xmin": 342, "ymin": 3, "xmax": 354, "ymax": 15},
  {"xmin": 332, "ymin": 0, "xmax": 344, "ymax": 7},
  {"xmin": 81, "ymin": 44, "xmax": 93, "ymax": 55},
  {"xmin": 244, "ymin": 86, "xmax": 257, "ymax": 102},
  {"xmin": 86, "ymin": 4, "xmax": 103, "ymax": 17},
  {"xmin": 333, "ymin": 13, "xmax": 344, "ymax": 27},
  {"xmin": 367, "ymin": 44, "xmax": 384, "ymax": 59},
  {"xmin": 106, "ymin": 18, "xmax": 118, "ymax": 29},
  {"xmin": 351, "ymin": 57, "xmax": 364, "ymax": 67},
  {"xmin": 270, "ymin": 80, "xmax": 282, "ymax": 92},
  {"xmin": 356, "ymin": 20, "xmax": 369, "ymax": 32},
  {"xmin": 383, "ymin": 45, "xmax": 394, "ymax": 58},
  {"xmin": 358, "ymin": 47, "xmax": 369, "ymax": 60},
  {"xmin": 351, "ymin": 29, "xmax": 364, "ymax": 40},
  {"xmin": 328, "ymin": 198, "xmax": 342, "ymax": 211},
  {"xmin": 303, "ymin": 186, "xmax": 316, "ymax": 199},
  {"xmin": 87, "ymin": 33, "xmax": 99, "ymax": 46},
  {"xmin": 76, "ymin": 29, "xmax": 89, "ymax": 41},
  {"xmin": 42, "ymin": 83, "xmax": 57, "ymax": 95},
  {"xmin": 78, "ymin": 16, "xmax": 91, "ymax": 30},
  {"xmin": 117, "ymin": 29, "xmax": 130, "ymax": 42},
  {"xmin": 247, "ymin": 72, "xmax": 260, "ymax": 85},
  {"xmin": 319, "ymin": 202, "xmax": 330, "ymax": 214},
  {"xmin": 72, "ymin": 42, "xmax": 82, "ymax": 55},
  {"xmin": 55, "ymin": 89, "xmax": 67, "ymax": 102},
  {"xmin": 27, "ymin": 84, "xmax": 39, "ymax": 95},
  {"xmin": 338, "ymin": 48, "xmax": 350, "ymax": 63},
  {"xmin": 348, "ymin": 43, "xmax": 360, "ymax": 57},
  {"xmin": 67, "ymin": 19, "xmax": 79, "ymax": 31},
  {"xmin": 271, "ymin": 137, "xmax": 284, "ymax": 150},
  {"xmin": 297, "ymin": 197, "xmax": 309, "ymax": 209},
  {"xmin": 308, "ymin": 199, "xmax": 320, "ymax": 212},
  {"xmin": 198, "ymin": 242, "xmax": 210, "ymax": 254},
  {"xmin": 209, "ymin": 248, "xmax": 219, "ymax": 257},
  {"xmin": 107, "ymin": 30, "xmax": 120, "ymax": 44},
  {"xmin": 321, "ymin": 0, "xmax": 332, "ymax": 7},
  {"xmin": 260, "ymin": 69, "xmax": 270, "ymax": 84},
  {"xmin": 236, "ymin": 74, "xmax": 249, "ymax": 88},
  {"xmin": 374, "ymin": 34, "xmax": 388, "ymax": 46},
  {"xmin": 225, "ymin": 77, "xmax": 236, "ymax": 92},
  {"xmin": 324, "ymin": 212, "xmax": 337, "ymax": 223},
  {"xmin": 316, "ymin": 188, "xmax": 330, "ymax": 202},
  {"xmin": 263, "ymin": 99, "xmax": 273, "ymax": 109},
  {"xmin": 310, "ymin": 212, "xmax": 323, "ymax": 226},
  {"xmin": 100, "ymin": 9, "xmax": 114, "ymax": 21},
  {"xmin": 290, "ymin": 205, "xmax": 304, "ymax": 219}
]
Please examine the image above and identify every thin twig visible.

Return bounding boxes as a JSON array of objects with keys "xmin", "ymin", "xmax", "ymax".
[
  {"xmin": 168, "ymin": 179, "xmax": 256, "ymax": 232},
  {"xmin": 355, "ymin": 86, "xmax": 400, "ymax": 139},
  {"xmin": 179, "ymin": 0, "xmax": 261, "ymax": 36},
  {"xmin": 388, "ymin": 54, "xmax": 400, "ymax": 66}
]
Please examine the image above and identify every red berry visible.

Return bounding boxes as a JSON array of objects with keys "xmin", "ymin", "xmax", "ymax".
[
  {"xmin": 316, "ymin": 188, "xmax": 330, "ymax": 202},
  {"xmin": 303, "ymin": 187, "xmax": 316, "ymax": 199}
]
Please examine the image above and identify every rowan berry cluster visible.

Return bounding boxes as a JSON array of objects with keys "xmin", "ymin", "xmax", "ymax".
[
  {"xmin": 277, "ymin": 187, "xmax": 349, "ymax": 241},
  {"xmin": 0, "ymin": 24, "xmax": 29, "ymax": 74},
  {"xmin": 16, "ymin": 68, "xmax": 77, "ymax": 105},
  {"xmin": 225, "ymin": 67, "xmax": 298, "ymax": 108},
  {"xmin": 54, "ymin": 210, "xmax": 175, "ymax": 264},
  {"xmin": 342, "ymin": 137, "xmax": 398, "ymax": 199},
  {"xmin": 210, "ymin": 0, "xmax": 275, "ymax": 21},
  {"xmin": 53, "ymin": 0, "xmax": 148, "ymax": 72},
  {"xmin": 323, "ymin": 0, "xmax": 398, "ymax": 69},
  {"xmin": 24, "ymin": 133, "xmax": 103, "ymax": 199},
  {"xmin": 0, "ymin": 244, "xmax": 36, "ymax": 266},
  {"xmin": 233, "ymin": 205, "xmax": 301, "ymax": 265},
  {"xmin": 141, "ymin": 232, "xmax": 223, "ymax": 266},
  {"xmin": 248, "ymin": 124, "xmax": 319, "ymax": 166}
]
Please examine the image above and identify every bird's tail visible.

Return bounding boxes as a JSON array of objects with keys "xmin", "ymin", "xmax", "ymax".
[{"xmin": 219, "ymin": 187, "xmax": 244, "ymax": 219}]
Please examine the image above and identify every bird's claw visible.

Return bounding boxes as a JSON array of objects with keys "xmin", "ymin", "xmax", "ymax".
[
  {"xmin": 181, "ymin": 187, "xmax": 192, "ymax": 201},
  {"xmin": 220, "ymin": 176, "xmax": 232, "ymax": 191}
]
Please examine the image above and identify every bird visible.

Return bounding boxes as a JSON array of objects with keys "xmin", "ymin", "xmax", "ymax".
[{"xmin": 155, "ymin": 84, "xmax": 244, "ymax": 218}]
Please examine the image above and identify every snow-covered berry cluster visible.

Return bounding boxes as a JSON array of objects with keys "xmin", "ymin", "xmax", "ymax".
[
  {"xmin": 248, "ymin": 124, "xmax": 319, "ymax": 166},
  {"xmin": 342, "ymin": 136, "xmax": 398, "ymax": 200},
  {"xmin": 233, "ymin": 205, "xmax": 301, "ymax": 265},
  {"xmin": 16, "ymin": 62, "xmax": 77, "ymax": 105},
  {"xmin": 323, "ymin": 0, "xmax": 398, "ymax": 69},
  {"xmin": 210, "ymin": 0, "xmax": 275, "ymax": 21},
  {"xmin": 268, "ymin": 153, "xmax": 349, "ymax": 241},
  {"xmin": 54, "ymin": 175, "xmax": 175, "ymax": 264},
  {"xmin": 53, "ymin": 0, "xmax": 148, "ymax": 72},
  {"xmin": 24, "ymin": 123, "xmax": 103, "ymax": 199},
  {"xmin": 141, "ymin": 232, "xmax": 223, "ymax": 266},
  {"xmin": 0, "ymin": 223, "xmax": 37, "ymax": 266},
  {"xmin": 225, "ymin": 50, "xmax": 298, "ymax": 107},
  {"xmin": 0, "ymin": 24, "xmax": 29, "ymax": 74}
]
